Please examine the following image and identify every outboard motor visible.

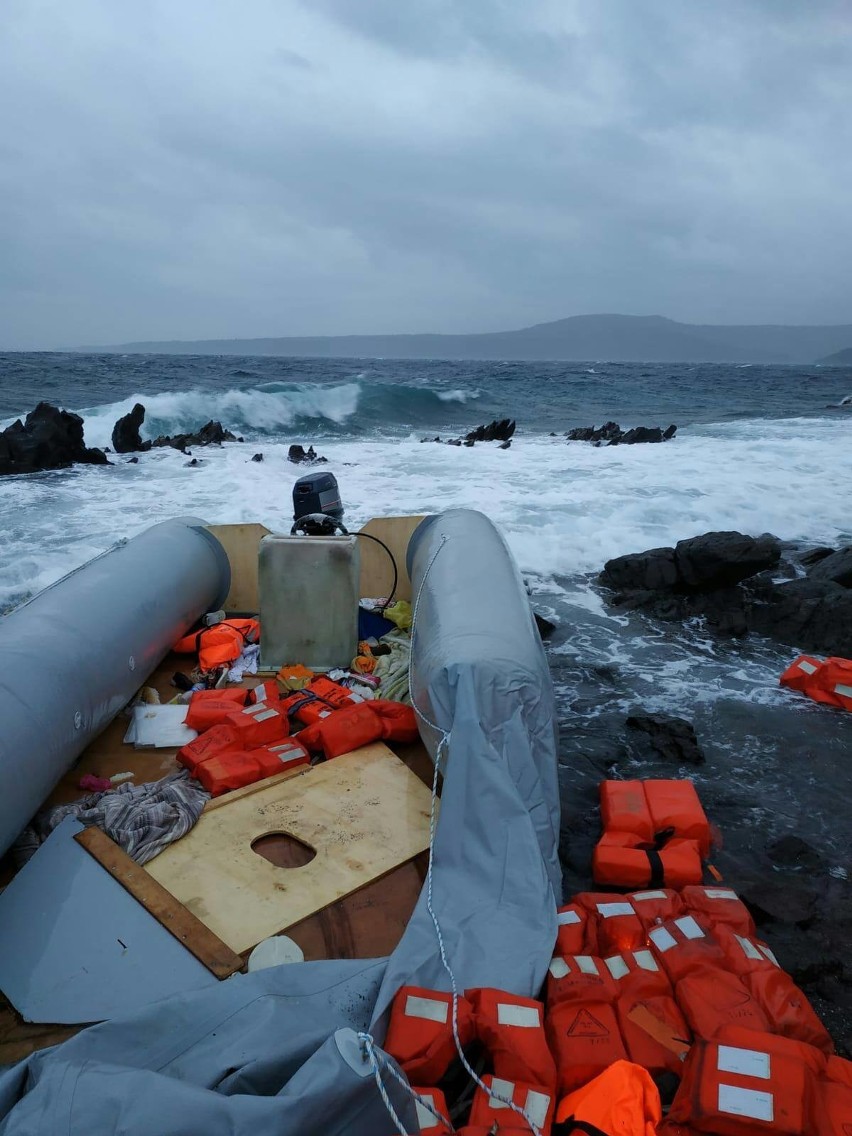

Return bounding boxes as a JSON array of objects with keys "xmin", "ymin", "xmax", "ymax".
[{"xmin": 291, "ymin": 471, "xmax": 345, "ymax": 535}]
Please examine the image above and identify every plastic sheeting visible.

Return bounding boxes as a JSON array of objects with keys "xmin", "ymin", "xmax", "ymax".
[
  {"xmin": 0, "ymin": 509, "xmax": 560, "ymax": 1135},
  {"xmin": 0, "ymin": 517, "xmax": 230, "ymax": 857}
]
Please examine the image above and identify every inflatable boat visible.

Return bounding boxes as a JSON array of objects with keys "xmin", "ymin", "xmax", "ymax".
[{"xmin": 0, "ymin": 508, "xmax": 562, "ymax": 1134}]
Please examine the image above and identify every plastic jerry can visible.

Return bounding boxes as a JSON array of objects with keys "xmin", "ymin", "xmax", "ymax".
[{"xmin": 258, "ymin": 534, "xmax": 360, "ymax": 672}]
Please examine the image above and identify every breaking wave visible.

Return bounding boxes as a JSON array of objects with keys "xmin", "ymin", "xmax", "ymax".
[{"xmin": 78, "ymin": 380, "xmax": 482, "ymax": 448}]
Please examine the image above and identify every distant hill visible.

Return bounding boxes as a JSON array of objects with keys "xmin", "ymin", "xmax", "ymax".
[
  {"xmin": 818, "ymin": 346, "xmax": 852, "ymax": 365},
  {"xmin": 84, "ymin": 314, "xmax": 852, "ymax": 364}
]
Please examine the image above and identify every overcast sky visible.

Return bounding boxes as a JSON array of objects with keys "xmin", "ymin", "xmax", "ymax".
[{"xmin": 1, "ymin": 0, "xmax": 850, "ymax": 348}]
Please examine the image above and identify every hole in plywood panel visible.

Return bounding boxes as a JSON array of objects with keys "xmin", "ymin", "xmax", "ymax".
[{"xmin": 251, "ymin": 832, "xmax": 316, "ymax": 869}]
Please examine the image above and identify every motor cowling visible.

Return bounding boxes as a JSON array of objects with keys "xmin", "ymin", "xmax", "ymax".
[{"xmin": 292, "ymin": 471, "xmax": 343, "ymax": 525}]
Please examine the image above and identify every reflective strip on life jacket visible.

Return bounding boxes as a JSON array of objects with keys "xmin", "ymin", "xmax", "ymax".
[
  {"xmin": 410, "ymin": 1087, "xmax": 451, "ymax": 1135},
  {"xmin": 681, "ymin": 885, "xmax": 756, "ymax": 938},
  {"xmin": 800, "ymin": 656, "xmax": 852, "ymax": 710},
  {"xmin": 555, "ymin": 1059, "xmax": 662, "ymax": 1135},
  {"xmin": 383, "ymin": 987, "xmax": 474, "ymax": 1086},
  {"xmin": 626, "ymin": 888, "xmax": 685, "ymax": 928},
  {"xmin": 192, "ymin": 740, "xmax": 308, "ymax": 796},
  {"xmin": 668, "ymin": 1038, "xmax": 813, "ymax": 1136},
  {"xmin": 467, "ymin": 988, "xmax": 556, "ymax": 1091},
  {"xmin": 468, "ymin": 1076, "xmax": 554, "ymax": 1136},
  {"xmin": 779, "ymin": 654, "xmax": 824, "ymax": 694},
  {"xmin": 575, "ymin": 894, "xmax": 645, "ymax": 955},
  {"xmin": 715, "ymin": 925, "xmax": 781, "ymax": 977},
  {"xmin": 248, "ymin": 680, "xmax": 279, "ymax": 705},
  {"xmin": 647, "ymin": 915, "xmax": 726, "ymax": 983},
  {"xmin": 555, "ymin": 904, "xmax": 592, "ymax": 956},
  {"xmin": 224, "ymin": 703, "xmax": 288, "ymax": 748},
  {"xmin": 546, "ymin": 956, "xmax": 617, "ymax": 1012}
]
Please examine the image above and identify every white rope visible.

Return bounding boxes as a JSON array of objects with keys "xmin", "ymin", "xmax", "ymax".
[{"xmin": 357, "ymin": 1031, "xmax": 455, "ymax": 1133}]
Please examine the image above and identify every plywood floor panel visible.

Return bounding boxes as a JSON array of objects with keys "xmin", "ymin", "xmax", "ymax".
[{"xmin": 146, "ymin": 743, "xmax": 434, "ymax": 954}]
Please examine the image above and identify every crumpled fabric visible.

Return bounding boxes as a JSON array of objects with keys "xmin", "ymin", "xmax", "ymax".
[
  {"xmin": 382, "ymin": 600, "xmax": 412, "ymax": 631},
  {"xmin": 13, "ymin": 769, "xmax": 209, "ymax": 867},
  {"xmin": 372, "ymin": 631, "xmax": 411, "ymax": 703},
  {"xmin": 228, "ymin": 643, "xmax": 260, "ymax": 683}
]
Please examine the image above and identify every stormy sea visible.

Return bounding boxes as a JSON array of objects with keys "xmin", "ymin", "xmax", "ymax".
[{"xmin": 2, "ymin": 351, "xmax": 851, "ymax": 1045}]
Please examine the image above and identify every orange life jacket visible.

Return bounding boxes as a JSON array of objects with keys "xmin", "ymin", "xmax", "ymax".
[
  {"xmin": 173, "ymin": 618, "xmax": 260, "ymax": 672},
  {"xmin": 184, "ymin": 690, "xmax": 249, "ymax": 733},
  {"xmin": 554, "ymin": 1060, "xmax": 662, "ymax": 1135},
  {"xmin": 465, "ymin": 988, "xmax": 556, "ymax": 1092},
  {"xmin": 600, "ymin": 780, "xmax": 655, "ymax": 843},
  {"xmin": 779, "ymin": 654, "xmax": 824, "ymax": 694},
  {"xmin": 298, "ymin": 702, "xmax": 384, "ymax": 760},
  {"xmin": 468, "ymin": 1075, "xmax": 554, "ymax": 1136},
  {"xmin": 224, "ymin": 702, "xmax": 288, "ymax": 748},
  {"xmin": 545, "ymin": 955, "xmax": 617, "ymax": 1014},
  {"xmin": 593, "ymin": 831, "xmax": 704, "ymax": 890},
  {"xmin": 675, "ymin": 967, "xmax": 770, "ymax": 1039},
  {"xmin": 680, "ymin": 886, "xmax": 756, "ymax": 938},
  {"xmin": 625, "ymin": 887, "xmax": 686, "ymax": 929},
  {"xmin": 546, "ymin": 995, "xmax": 629, "ymax": 1097},
  {"xmin": 554, "ymin": 904, "xmax": 591, "ymax": 956},
  {"xmin": 409, "ymin": 1086, "xmax": 451, "ymax": 1135},
  {"xmin": 383, "ymin": 986, "xmax": 475, "ymax": 1086},
  {"xmin": 604, "ymin": 949, "xmax": 691, "ymax": 1076},
  {"xmin": 647, "ymin": 914, "xmax": 726, "ymax": 983},
  {"xmin": 780, "ymin": 654, "xmax": 852, "ymax": 711},
  {"xmin": 667, "ymin": 1036, "xmax": 815, "ymax": 1136},
  {"xmin": 177, "ymin": 723, "xmax": 242, "ymax": 773},
  {"xmin": 247, "ymin": 679, "xmax": 280, "ymax": 705},
  {"xmin": 192, "ymin": 737, "xmax": 308, "ymax": 796},
  {"xmin": 574, "ymin": 894, "xmax": 645, "ymax": 955}
]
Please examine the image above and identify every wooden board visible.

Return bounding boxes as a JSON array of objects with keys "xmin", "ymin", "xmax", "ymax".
[
  {"xmin": 146, "ymin": 743, "xmax": 434, "ymax": 954},
  {"xmin": 358, "ymin": 515, "xmax": 426, "ymax": 603},
  {"xmin": 206, "ymin": 522, "xmax": 271, "ymax": 613},
  {"xmin": 75, "ymin": 827, "xmax": 244, "ymax": 979}
]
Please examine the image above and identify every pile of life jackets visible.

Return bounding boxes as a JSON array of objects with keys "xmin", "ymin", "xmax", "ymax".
[
  {"xmin": 177, "ymin": 684, "xmax": 307, "ymax": 795},
  {"xmin": 780, "ymin": 654, "xmax": 852, "ymax": 713},
  {"xmin": 173, "ymin": 617, "xmax": 260, "ymax": 673},
  {"xmin": 176, "ymin": 674, "xmax": 420, "ymax": 795},
  {"xmin": 593, "ymin": 780, "xmax": 712, "ymax": 890}
]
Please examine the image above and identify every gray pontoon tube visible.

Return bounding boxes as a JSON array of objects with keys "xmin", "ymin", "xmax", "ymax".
[{"xmin": 0, "ymin": 518, "xmax": 230, "ymax": 856}]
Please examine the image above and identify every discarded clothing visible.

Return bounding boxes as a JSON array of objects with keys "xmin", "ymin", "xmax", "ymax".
[
  {"xmin": 228, "ymin": 643, "xmax": 260, "ymax": 683},
  {"xmin": 372, "ymin": 630, "xmax": 412, "ymax": 703},
  {"xmin": 382, "ymin": 600, "xmax": 412, "ymax": 632},
  {"xmin": 277, "ymin": 663, "xmax": 315, "ymax": 691},
  {"xmin": 14, "ymin": 769, "xmax": 209, "ymax": 867}
]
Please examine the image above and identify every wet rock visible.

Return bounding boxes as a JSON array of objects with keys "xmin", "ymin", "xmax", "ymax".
[
  {"xmin": 287, "ymin": 444, "xmax": 327, "ymax": 464},
  {"xmin": 498, "ymin": 439, "xmax": 512, "ymax": 450},
  {"xmin": 251, "ymin": 452, "xmax": 264, "ymax": 462},
  {"xmin": 626, "ymin": 712, "xmax": 705, "ymax": 765},
  {"xmin": 185, "ymin": 458, "xmax": 200, "ymax": 467},
  {"xmin": 111, "ymin": 402, "xmax": 151, "ymax": 453},
  {"xmin": 534, "ymin": 612, "xmax": 556, "ymax": 639},
  {"xmin": 424, "ymin": 419, "xmax": 516, "ymax": 447},
  {"xmin": 601, "ymin": 547, "xmax": 680, "ymax": 593},
  {"xmin": 0, "ymin": 402, "xmax": 109, "ymax": 475},
  {"xmin": 767, "ymin": 834, "xmax": 825, "ymax": 873},
  {"xmin": 799, "ymin": 546, "xmax": 835, "ymax": 569},
  {"xmin": 674, "ymin": 531, "xmax": 782, "ymax": 592},
  {"xmin": 566, "ymin": 421, "xmax": 677, "ymax": 445},
  {"xmin": 807, "ymin": 546, "xmax": 852, "ymax": 588},
  {"xmin": 740, "ymin": 877, "xmax": 818, "ymax": 927},
  {"xmin": 748, "ymin": 576, "xmax": 852, "ymax": 656},
  {"xmin": 151, "ymin": 420, "xmax": 237, "ymax": 453},
  {"xmin": 126, "ymin": 456, "xmax": 139, "ymax": 464}
]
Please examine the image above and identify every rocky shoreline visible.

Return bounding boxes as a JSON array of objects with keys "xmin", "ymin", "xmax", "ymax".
[{"xmin": 551, "ymin": 528, "xmax": 852, "ymax": 1055}]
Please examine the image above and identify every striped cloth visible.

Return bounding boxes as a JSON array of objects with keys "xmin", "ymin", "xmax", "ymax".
[{"xmin": 14, "ymin": 769, "xmax": 209, "ymax": 867}]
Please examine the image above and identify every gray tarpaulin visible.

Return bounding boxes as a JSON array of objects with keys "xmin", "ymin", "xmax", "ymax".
[{"xmin": 0, "ymin": 509, "xmax": 560, "ymax": 1135}]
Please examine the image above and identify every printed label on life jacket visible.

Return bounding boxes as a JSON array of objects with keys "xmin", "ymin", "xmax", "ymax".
[
  {"xmin": 557, "ymin": 909, "xmax": 581, "ymax": 925},
  {"xmin": 674, "ymin": 915, "xmax": 704, "ymax": 939},
  {"xmin": 717, "ymin": 1045, "xmax": 770, "ymax": 1079},
  {"xmin": 836, "ymin": 683, "xmax": 852, "ymax": 698},
  {"xmin": 565, "ymin": 1008, "xmax": 610, "ymax": 1038},
  {"xmin": 759, "ymin": 943, "xmax": 780, "ymax": 966},
  {"xmin": 596, "ymin": 901, "xmax": 635, "ymax": 918},
  {"xmin": 631, "ymin": 890, "xmax": 668, "ymax": 901},
  {"xmin": 702, "ymin": 888, "xmax": 738, "ymax": 900},
  {"xmin": 575, "ymin": 956, "xmax": 600, "ymax": 976},
  {"xmin": 798, "ymin": 660, "xmax": 817, "ymax": 674},
  {"xmin": 718, "ymin": 1084, "xmax": 774, "ymax": 1122},
  {"xmin": 604, "ymin": 955, "xmax": 629, "ymax": 980},
  {"xmin": 497, "ymin": 1003, "xmax": 540, "ymax": 1028},
  {"xmin": 405, "ymin": 994, "xmax": 448, "ymax": 1023}
]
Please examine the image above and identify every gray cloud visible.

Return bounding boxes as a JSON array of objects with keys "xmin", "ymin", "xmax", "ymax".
[{"xmin": 0, "ymin": 0, "xmax": 850, "ymax": 348}]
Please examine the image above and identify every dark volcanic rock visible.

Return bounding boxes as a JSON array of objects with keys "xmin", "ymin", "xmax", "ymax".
[
  {"xmin": 748, "ymin": 576, "xmax": 852, "ymax": 656},
  {"xmin": 287, "ymin": 444, "xmax": 327, "ymax": 464},
  {"xmin": 251, "ymin": 452, "xmax": 264, "ymax": 462},
  {"xmin": 602, "ymin": 546, "xmax": 680, "ymax": 593},
  {"xmin": 626, "ymin": 712, "xmax": 705, "ymax": 765},
  {"xmin": 111, "ymin": 402, "xmax": 151, "ymax": 453},
  {"xmin": 799, "ymin": 546, "xmax": 835, "ymax": 569},
  {"xmin": 152, "ymin": 420, "xmax": 237, "ymax": 453},
  {"xmin": 767, "ymin": 834, "xmax": 825, "ymax": 873},
  {"xmin": 807, "ymin": 547, "xmax": 852, "ymax": 588},
  {"xmin": 0, "ymin": 402, "xmax": 109, "ymax": 475},
  {"xmin": 423, "ymin": 419, "xmax": 516, "ymax": 447},
  {"xmin": 534, "ymin": 612, "xmax": 556, "ymax": 639},
  {"xmin": 674, "ymin": 531, "xmax": 782, "ymax": 592},
  {"xmin": 566, "ymin": 421, "xmax": 677, "ymax": 445}
]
